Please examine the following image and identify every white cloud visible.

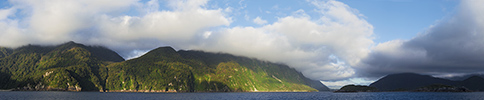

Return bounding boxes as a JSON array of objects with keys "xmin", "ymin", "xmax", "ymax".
[
  {"xmin": 125, "ymin": 49, "xmax": 151, "ymax": 60},
  {"xmin": 253, "ymin": 16, "xmax": 267, "ymax": 25},
  {"xmin": 97, "ymin": 6, "xmax": 230, "ymax": 42},
  {"xmin": 0, "ymin": 7, "xmax": 27, "ymax": 47},
  {"xmin": 321, "ymin": 78, "xmax": 375, "ymax": 89},
  {"xmin": 0, "ymin": 7, "xmax": 15, "ymax": 20},
  {"xmin": 0, "ymin": 0, "xmax": 231, "ymax": 52},
  {"xmin": 0, "ymin": 0, "xmax": 374, "ymax": 81},
  {"xmin": 0, "ymin": 0, "xmax": 138, "ymax": 46},
  {"xmin": 190, "ymin": 0, "xmax": 374, "ymax": 80},
  {"xmin": 92, "ymin": 0, "xmax": 231, "ymax": 53},
  {"xmin": 224, "ymin": 7, "xmax": 232, "ymax": 13},
  {"xmin": 203, "ymin": 31, "xmax": 212, "ymax": 39}
]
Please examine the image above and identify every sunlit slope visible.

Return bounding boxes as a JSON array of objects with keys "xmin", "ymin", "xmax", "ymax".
[
  {"xmin": 0, "ymin": 42, "xmax": 124, "ymax": 91},
  {"xmin": 0, "ymin": 42, "xmax": 328, "ymax": 92},
  {"xmin": 106, "ymin": 47, "xmax": 329, "ymax": 92}
]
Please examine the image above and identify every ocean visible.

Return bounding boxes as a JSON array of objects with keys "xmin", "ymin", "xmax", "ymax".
[{"xmin": 1, "ymin": 91, "xmax": 484, "ymax": 100}]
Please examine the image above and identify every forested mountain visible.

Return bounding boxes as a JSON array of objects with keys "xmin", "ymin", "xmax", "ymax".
[
  {"xmin": 369, "ymin": 73, "xmax": 484, "ymax": 91},
  {"xmin": 105, "ymin": 47, "xmax": 329, "ymax": 92},
  {"xmin": 444, "ymin": 74, "xmax": 484, "ymax": 81},
  {"xmin": 0, "ymin": 42, "xmax": 328, "ymax": 92},
  {"xmin": 0, "ymin": 41, "xmax": 124, "ymax": 91},
  {"xmin": 459, "ymin": 76, "xmax": 484, "ymax": 91},
  {"xmin": 0, "ymin": 47, "xmax": 13, "ymax": 58}
]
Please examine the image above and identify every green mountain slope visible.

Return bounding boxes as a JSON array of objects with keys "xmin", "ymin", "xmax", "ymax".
[
  {"xmin": 0, "ymin": 41, "xmax": 124, "ymax": 91},
  {"xmin": 106, "ymin": 47, "xmax": 329, "ymax": 92},
  {"xmin": 0, "ymin": 42, "xmax": 328, "ymax": 92},
  {"xmin": 178, "ymin": 50, "xmax": 329, "ymax": 91},
  {"xmin": 0, "ymin": 47, "xmax": 13, "ymax": 58}
]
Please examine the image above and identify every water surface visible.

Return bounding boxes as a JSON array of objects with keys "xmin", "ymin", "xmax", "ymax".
[{"xmin": 1, "ymin": 91, "xmax": 484, "ymax": 100}]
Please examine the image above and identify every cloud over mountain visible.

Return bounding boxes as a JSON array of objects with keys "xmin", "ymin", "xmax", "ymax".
[
  {"xmin": 0, "ymin": 0, "xmax": 374, "ymax": 81},
  {"xmin": 358, "ymin": 0, "xmax": 484, "ymax": 78}
]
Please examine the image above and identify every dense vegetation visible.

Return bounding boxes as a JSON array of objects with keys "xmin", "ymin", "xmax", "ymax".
[
  {"xmin": 0, "ymin": 42, "xmax": 124, "ymax": 91},
  {"xmin": 0, "ymin": 42, "xmax": 328, "ymax": 92},
  {"xmin": 105, "ymin": 47, "xmax": 328, "ymax": 92}
]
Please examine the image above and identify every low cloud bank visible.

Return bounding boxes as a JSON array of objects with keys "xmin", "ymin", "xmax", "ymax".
[{"xmin": 0, "ymin": 0, "xmax": 374, "ymax": 81}]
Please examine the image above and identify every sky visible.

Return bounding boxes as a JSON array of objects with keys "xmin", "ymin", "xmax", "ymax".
[{"xmin": 0, "ymin": 0, "xmax": 481, "ymax": 89}]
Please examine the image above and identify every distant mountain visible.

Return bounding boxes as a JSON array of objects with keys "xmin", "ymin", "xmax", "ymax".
[
  {"xmin": 0, "ymin": 42, "xmax": 328, "ymax": 92},
  {"xmin": 105, "ymin": 47, "xmax": 329, "ymax": 92},
  {"xmin": 369, "ymin": 73, "xmax": 454, "ymax": 91},
  {"xmin": 369, "ymin": 73, "xmax": 484, "ymax": 91},
  {"xmin": 459, "ymin": 76, "xmax": 484, "ymax": 91},
  {"xmin": 443, "ymin": 74, "xmax": 484, "ymax": 81},
  {"xmin": 0, "ymin": 41, "xmax": 124, "ymax": 91}
]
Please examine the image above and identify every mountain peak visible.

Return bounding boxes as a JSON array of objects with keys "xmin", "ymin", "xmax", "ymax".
[
  {"xmin": 57, "ymin": 41, "xmax": 125, "ymax": 62},
  {"xmin": 464, "ymin": 75, "xmax": 484, "ymax": 81},
  {"xmin": 62, "ymin": 41, "xmax": 80, "ymax": 45},
  {"xmin": 135, "ymin": 46, "xmax": 180, "ymax": 60},
  {"xmin": 154, "ymin": 46, "xmax": 176, "ymax": 52},
  {"xmin": 387, "ymin": 73, "xmax": 427, "ymax": 77},
  {"xmin": 65, "ymin": 41, "xmax": 76, "ymax": 44},
  {"xmin": 149, "ymin": 46, "xmax": 177, "ymax": 55},
  {"xmin": 370, "ymin": 73, "xmax": 455, "ymax": 91},
  {"xmin": 57, "ymin": 41, "xmax": 85, "ymax": 49}
]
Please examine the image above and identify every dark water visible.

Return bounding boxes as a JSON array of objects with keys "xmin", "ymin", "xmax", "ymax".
[{"xmin": 1, "ymin": 91, "xmax": 484, "ymax": 100}]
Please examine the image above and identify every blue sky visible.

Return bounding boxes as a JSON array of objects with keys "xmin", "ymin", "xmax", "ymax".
[
  {"xmin": 340, "ymin": 0, "xmax": 458, "ymax": 43},
  {"xmin": 226, "ymin": 0, "xmax": 459, "ymax": 44},
  {"xmin": 1, "ymin": 0, "xmax": 483, "ymax": 89}
]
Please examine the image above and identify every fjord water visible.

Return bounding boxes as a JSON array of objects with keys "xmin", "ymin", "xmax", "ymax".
[{"xmin": 2, "ymin": 92, "xmax": 484, "ymax": 100}]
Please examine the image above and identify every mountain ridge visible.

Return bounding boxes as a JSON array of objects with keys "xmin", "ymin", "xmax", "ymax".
[
  {"xmin": 369, "ymin": 73, "xmax": 484, "ymax": 91},
  {"xmin": 0, "ymin": 41, "xmax": 125, "ymax": 91},
  {"xmin": 0, "ymin": 42, "xmax": 329, "ymax": 92},
  {"xmin": 106, "ymin": 46, "xmax": 329, "ymax": 92}
]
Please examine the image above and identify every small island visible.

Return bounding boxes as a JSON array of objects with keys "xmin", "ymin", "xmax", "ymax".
[{"xmin": 335, "ymin": 85, "xmax": 377, "ymax": 92}]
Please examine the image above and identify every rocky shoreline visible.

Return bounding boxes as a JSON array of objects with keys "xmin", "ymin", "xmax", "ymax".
[{"xmin": 11, "ymin": 83, "xmax": 82, "ymax": 92}]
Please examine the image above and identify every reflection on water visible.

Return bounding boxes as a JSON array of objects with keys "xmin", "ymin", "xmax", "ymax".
[{"xmin": 1, "ymin": 91, "xmax": 484, "ymax": 100}]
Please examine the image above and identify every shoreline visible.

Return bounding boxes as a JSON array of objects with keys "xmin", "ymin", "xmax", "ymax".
[{"xmin": 0, "ymin": 89, "xmax": 319, "ymax": 93}]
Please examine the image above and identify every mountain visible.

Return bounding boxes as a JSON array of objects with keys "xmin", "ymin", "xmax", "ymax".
[
  {"xmin": 0, "ymin": 42, "xmax": 328, "ymax": 92},
  {"xmin": 369, "ymin": 73, "xmax": 454, "ymax": 91},
  {"xmin": 105, "ymin": 47, "xmax": 329, "ymax": 92},
  {"xmin": 0, "ymin": 47, "xmax": 13, "ymax": 58},
  {"xmin": 0, "ymin": 41, "xmax": 124, "ymax": 91},
  {"xmin": 459, "ymin": 76, "xmax": 484, "ymax": 91},
  {"xmin": 443, "ymin": 74, "xmax": 484, "ymax": 81},
  {"xmin": 178, "ymin": 50, "xmax": 329, "ymax": 91},
  {"xmin": 369, "ymin": 73, "xmax": 484, "ymax": 91}
]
